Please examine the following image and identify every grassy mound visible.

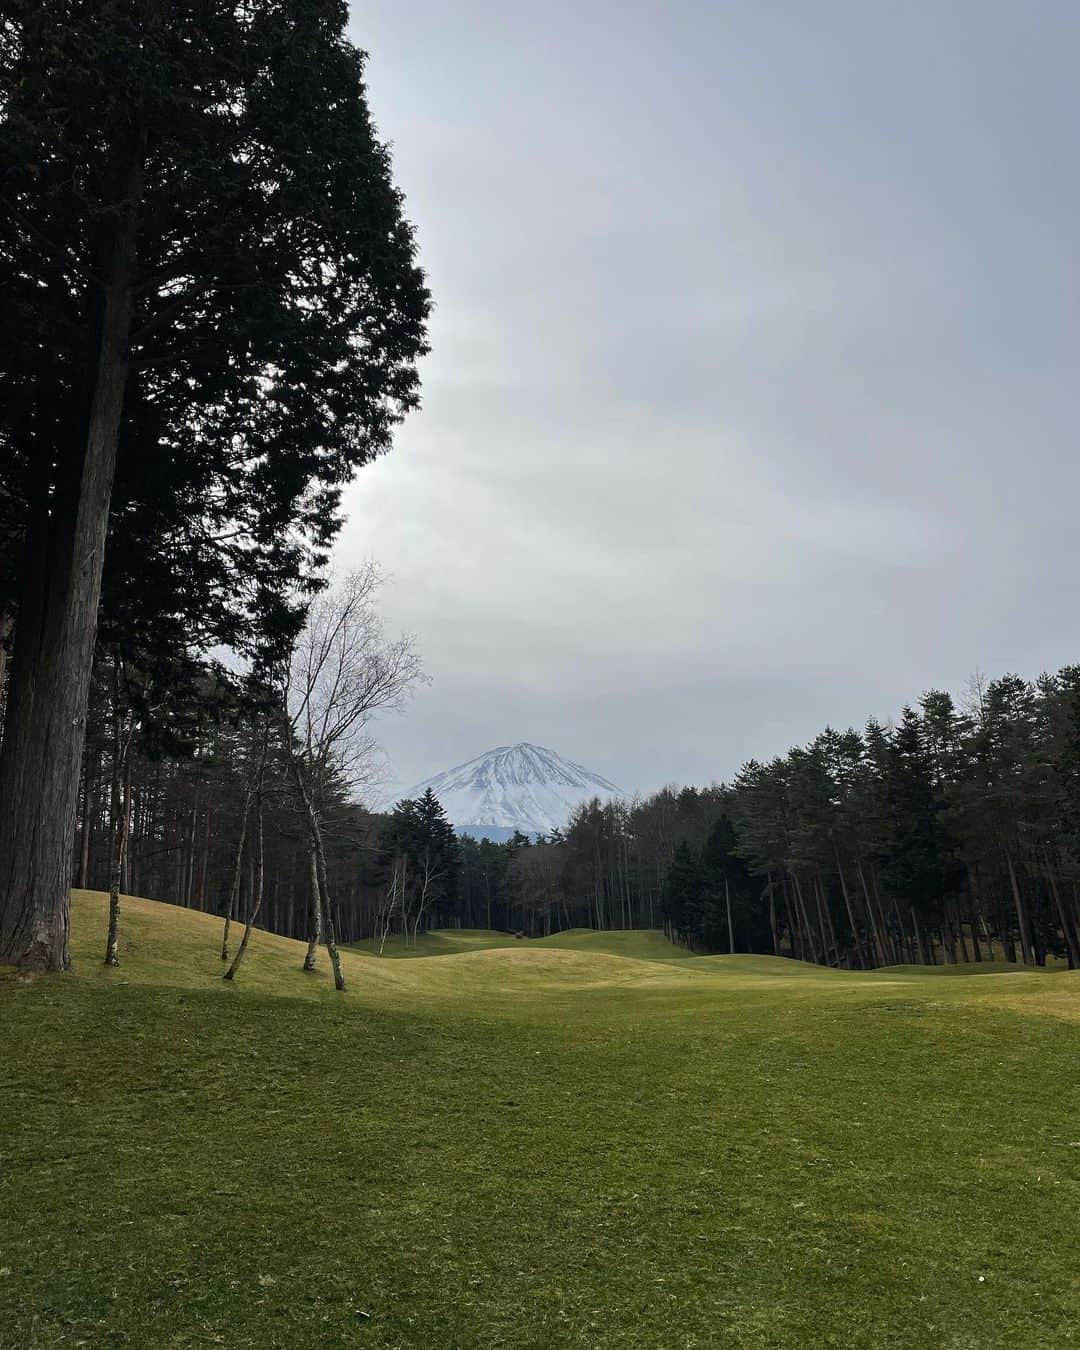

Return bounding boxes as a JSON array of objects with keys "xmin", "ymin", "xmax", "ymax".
[
  {"xmin": 348, "ymin": 925, "xmax": 690, "ymax": 962},
  {"xmin": 2, "ymin": 890, "xmax": 1079, "ymax": 1348}
]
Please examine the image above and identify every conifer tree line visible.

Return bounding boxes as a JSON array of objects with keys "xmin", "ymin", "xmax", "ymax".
[
  {"xmin": 487, "ymin": 671, "xmax": 1080, "ymax": 967},
  {"xmin": 49, "ymin": 661, "xmax": 1080, "ymax": 973}
]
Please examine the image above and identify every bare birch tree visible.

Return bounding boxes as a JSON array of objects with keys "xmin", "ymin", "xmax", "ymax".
[
  {"xmin": 282, "ymin": 566, "xmax": 423, "ymax": 990},
  {"xmin": 221, "ymin": 714, "xmax": 273, "ymax": 978},
  {"xmin": 223, "ymin": 751, "xmax": 268, "ymax": 983}
]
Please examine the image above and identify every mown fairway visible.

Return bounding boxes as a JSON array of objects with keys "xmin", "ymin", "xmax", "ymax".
[{"xmin": 2, "ymin": 893, "xmax": 1079, "ymax": 1349}]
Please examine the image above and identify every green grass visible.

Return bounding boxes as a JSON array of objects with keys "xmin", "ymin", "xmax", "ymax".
[
  {"xmin": 349, "ymin": 925, "xmax": 689, "ymax": 962},
  {"xmin": 2, "ymin": 891, "xmax": 1079, "ymax": 1348}
]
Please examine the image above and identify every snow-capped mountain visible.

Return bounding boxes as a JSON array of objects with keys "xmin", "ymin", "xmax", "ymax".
[{"xmin": 391, "ymin": 742, "xmax": 622, "ymax": 840}]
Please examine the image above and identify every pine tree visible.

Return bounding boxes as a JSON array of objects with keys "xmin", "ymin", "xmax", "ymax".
[{"xmin": 662, "ymin": 842, "xmax": 705, "ymax": 948}]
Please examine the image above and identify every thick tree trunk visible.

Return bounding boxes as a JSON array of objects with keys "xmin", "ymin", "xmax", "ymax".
[{"xmin": 0, "ymin": 146, "xmax": 142, "ymax": 972}]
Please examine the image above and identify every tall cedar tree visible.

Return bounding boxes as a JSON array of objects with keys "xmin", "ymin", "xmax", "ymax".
[{"xmin": 0, "ymin": 1, "xmax": 429, "ymax": 968}]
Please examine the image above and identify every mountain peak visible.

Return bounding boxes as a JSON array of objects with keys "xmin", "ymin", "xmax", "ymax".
[{"xmin": 392, "ymin": 743, "xmax": 621, "ymax": 838}]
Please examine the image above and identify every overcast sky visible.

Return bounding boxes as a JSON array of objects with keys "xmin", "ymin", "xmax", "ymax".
[{"xmin": 341, "ymin": 1, "xmax": 1080, "ymax": 800}]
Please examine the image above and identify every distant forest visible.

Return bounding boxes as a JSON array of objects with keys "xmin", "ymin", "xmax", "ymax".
[{"xmin": 52, "ymin": 658, "xmax": 1080, "ymax": 970}]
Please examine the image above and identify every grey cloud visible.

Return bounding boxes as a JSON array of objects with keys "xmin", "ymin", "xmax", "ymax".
[{"xmin": 342, "ymin": 1, "xmax": 1080, "ymax": 801}]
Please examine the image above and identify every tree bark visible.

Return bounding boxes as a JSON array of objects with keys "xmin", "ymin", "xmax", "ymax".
[
  {"xmin": 289, "ymin": 755, "xmax": 344, "ymax": 989},
  {"xmin": 725, "ymin": 873, "xmax": 734, "ymax": 954},
  {"xmin": 77, "ymin": 754, "xmax": 96, "ymax": 891},
  {"xmin": 766, "ymin": 872, "xmax": 778, "ymax": 955},
  {"xmin": 303, "ymin": 844, "xmax": 321, "ymax": 971},
  {"xmin": 312, "ymin": 810, "xmax": 345, "ymax": 991},
  {"xmin": 1046, "ymin": 863, "xmax": 1080, "ymax": 969},
  {"xmin": 0, "ymin": 138, "xmax": 143, "ymax": 971},
  {"xmin": 224, "ymin": 791, "xmax": 264, "ymax": 982},
  {"xmin": 104, "ymin": 727, "xmax": 134, "ymax": 967},
  {"xmin": 1005, "ymin": 849, "xmax": 1033, "ymax": 965},
  {"xmin": 858, "ymin": 866, "xmax": 884, "ymax": 967},
  {"xmin": 221, "ymin": 814, "xmax": 248, "ymax": 963},
  {"xmin": 835, "ymin": 854, "xmax": 865, "ymax": 969}
]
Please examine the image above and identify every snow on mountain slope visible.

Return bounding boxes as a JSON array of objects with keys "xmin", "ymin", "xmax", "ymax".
[{"xmin": 391, "ymin": 743, "xmax": 622, "ymax": 838}]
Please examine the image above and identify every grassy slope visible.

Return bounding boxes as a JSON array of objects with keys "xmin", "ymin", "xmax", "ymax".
[
  {"xmin": 348, "ymin": 926, "xmax": 689, "ymax": 962},
  {"xmin": 1, "ymin": 892, "xmax": 1078, "ymax": 1349}
]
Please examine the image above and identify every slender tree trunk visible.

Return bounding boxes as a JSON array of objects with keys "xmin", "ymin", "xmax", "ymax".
[
  {"xmin": 725, "ymin": 873, "xmax": 734, "ymax": 954},
  {"xmin": 303, "ymin": 844, "xmax": 321, "ymax": 970},
  {"xmin": 783, "ymin": 873, "xmax": 803, "ymax": 960},
  {"xmin": 103, "ymin": 652, "xmax": 138, "ymax": 967},
  {"xmin": 1000, "ymin": 885, "xmax": 1017, "ymax": 964},
  {"xmin": 967, "ymin": 894, "xmax": 983, "ymax": 962},
  {"xmin": 835, "ymin": 854, "xmax": 864, "ymax": 969},
  {"xmin": 792, "ymin": 874, "xmax": 819, "ymax": 964},
  {"xmin": 290, "ymin": 755, "xmax": 344, "ymax": 990},
  {"xmin": 221, "ymin": 732, "xmax": 268, "ymax": 960},
  {"xmin": 814, "ymin": 875, "xmax": 839, "ymax": 966},
  {"xmin": 184, "ymin": 785, "xmax": 199, "ymax": 907},
  {"xmin": 1047, "ymin": 864, "xmax": 1080, "ymax": 968},
  {"xmin": 104, "ymin": 721, "xmax": 135, "ymax": 967},
  {"xmin": 1005, "ymin": 850, "xmax": 1033, "ymax": 965},
  {"xmin": 197, "ymin": 804, "xmax": 213, "ymax": 912},
  {"xmin": 766, "ymin": 872, "xmax": 778, "ymax": 955},
  {"xmin": 312, "ymin": 811, "xmax": 345, "ymax": 991},
  {"xmin": 954, "ymin": 906, "xmax": 971, "ymax": 963},
  {"xmin": 221, "ymin": 813, "xmax": 249, "ymax": 963},
  {"xmin": 908, "ymin": 907, "xmax": 926, "ymax": 965},
  {"xmin": 941, "ymin": 911, "xmax": 958, "ymax": 964},
  {"xmin": 860, "ymin": 860, "xmax": 887, "ymax": 964},
  {"xmin": 77, "ymin": 759, "xmax": 96, "ymax": 891},
  {"xmin": 224, "ymin": 792, "xmax": 265, "ymax": 982}
]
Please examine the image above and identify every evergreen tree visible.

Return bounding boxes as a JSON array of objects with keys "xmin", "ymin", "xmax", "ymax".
[
  {"xmin": 662, "ymin": 841, "xmax": 706, "ymax": 948},
  {"xmin": 0, "ymin": 0, "xmax": 429, "ymax": 969}
]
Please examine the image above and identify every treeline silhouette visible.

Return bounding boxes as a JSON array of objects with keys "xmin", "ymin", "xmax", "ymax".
[
  {"xmin": 549, "ymin": 670, "xmax": 1080, "ymax": 966},
  {"xmin": 66, "ymin": 659, "xmax": 1080, "ymax": 968}
]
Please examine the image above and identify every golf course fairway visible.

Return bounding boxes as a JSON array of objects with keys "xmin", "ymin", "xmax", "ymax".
[{"xmin": 2, "ymin": 890, "xmax": 1078, "ymax": 1348}]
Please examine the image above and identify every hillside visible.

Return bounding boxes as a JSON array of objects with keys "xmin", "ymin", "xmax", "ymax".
[{"xmin": 2, "ymin": 891, "xmax": 1080, "ymax": 1349}]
